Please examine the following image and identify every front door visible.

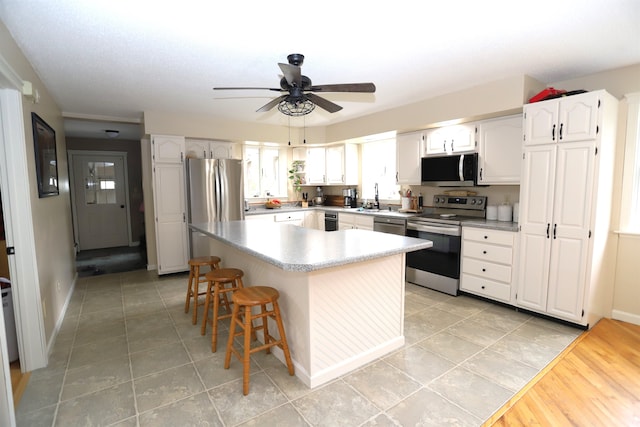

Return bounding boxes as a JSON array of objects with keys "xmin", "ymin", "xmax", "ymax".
[{"xmin": 72, "ymin": 153, "xmax": 129, "ymax": 250}]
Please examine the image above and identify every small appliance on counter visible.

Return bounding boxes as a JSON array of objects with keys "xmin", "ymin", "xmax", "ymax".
[
  {"xmin": 343, "ymin": 188, "xmax": 357, "ymax": 208},
  {"xmin": 314, "ymin": 186, "xmax": 325, "ymax": 206}
]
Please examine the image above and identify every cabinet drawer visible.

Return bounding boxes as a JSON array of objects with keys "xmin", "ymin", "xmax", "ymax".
[
  {"xmin": 274, "ymin": 212, "xmax": 304, "ymax": 222},
  {"xmin": 463, "ymin": 241, "xmax": 513, "ymax": 264},
  {"xmin": 463, "ymin": 227, "xmax": 514, "ymax": 246},
  {"xmin": 462, "ymin": 257, "xmax": 512, "ymax": 283},
  {"xmin": 460, "ymin": 273, "xmax": 511, "ymax": 302}
]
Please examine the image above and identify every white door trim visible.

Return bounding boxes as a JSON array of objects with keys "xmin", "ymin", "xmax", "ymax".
[
  {"xmin": 0, "ymin": 67, "xmax": 47, "ymax": 425},
  {"xmin": 68, "ymin": 150, "xmax": 132, "ymax": 249}
]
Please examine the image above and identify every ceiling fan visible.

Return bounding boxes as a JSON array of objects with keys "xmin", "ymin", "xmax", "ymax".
[{"xmin": 213, "ymin": 53, "xmax": 376, "ymax": 116}]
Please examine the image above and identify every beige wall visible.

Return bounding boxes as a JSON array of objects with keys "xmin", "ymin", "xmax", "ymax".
[
  {"xmin": 613, "ymin": 235, "xmax": 640, "ymax": 321},
  {"xmin": 0, "ymin": 22, "xmax": 76, "ymax": 343}
]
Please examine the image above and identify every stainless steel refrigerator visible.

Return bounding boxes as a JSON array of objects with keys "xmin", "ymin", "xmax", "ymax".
[{"xmin": 186, "ymin": 158, "xmax": 244, "ymax": 258}]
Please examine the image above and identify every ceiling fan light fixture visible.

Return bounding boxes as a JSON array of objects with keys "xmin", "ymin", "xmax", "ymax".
[
  {"xmin": 104, "ymin": 129, "xmax": 120, "ymax": 138},
  {"xmin": 277, "ymin": 99, "xmax": 315, "ymax": 116}
]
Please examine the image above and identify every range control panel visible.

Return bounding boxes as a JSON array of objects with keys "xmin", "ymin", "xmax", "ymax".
[{"xmin": 433, "ymin": 195, "xmax": 487, "ymax": 210}]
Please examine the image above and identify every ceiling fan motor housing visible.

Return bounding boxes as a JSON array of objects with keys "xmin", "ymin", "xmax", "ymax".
[{"xmin": 287, "ymin": 53, "xmax": 304, "ymax": 66}]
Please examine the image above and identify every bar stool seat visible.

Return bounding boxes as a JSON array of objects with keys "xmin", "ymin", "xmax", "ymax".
[
  {"xmin": 201, "ymin": 268, "xmax": 244, "ymax": 352},
  {"xmin": 185, "ymin": 256, "xmax": 221, "ymax": 325},
  {"xmin": 224, "ymin": 286, "xmax": 294, "ymax": 395}
]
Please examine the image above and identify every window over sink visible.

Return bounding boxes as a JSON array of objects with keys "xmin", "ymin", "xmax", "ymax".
[{"xmin": 361, "ymin": 137, "xmax": 400, "ymax": 201}]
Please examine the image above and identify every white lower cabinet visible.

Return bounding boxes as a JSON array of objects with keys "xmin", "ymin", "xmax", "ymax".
[
  {"xmin": 274, "ymin": 211, "xmax": 304, "ymax": 226},
  {"xmin": 244, "ymin": 213, "xmax": 274, "ymax": 222},
  {"xmin": 338, "ymin": 213, "xmax": 374, "ymax": 231},
  {"xmin": 245, "ymin": 211, "xmax": 305, "ymax": 226},
  {"xmin": 460, "ymin": 227, "xmax": 518, "ymax": 304}
]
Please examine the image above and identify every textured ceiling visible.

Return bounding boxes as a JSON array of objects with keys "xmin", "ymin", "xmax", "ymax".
[{"xmin": 1, "ymin": 0, "xmax": 639, "ymax": 139}]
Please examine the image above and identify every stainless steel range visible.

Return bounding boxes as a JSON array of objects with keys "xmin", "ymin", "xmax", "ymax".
[{"xmin": 406, "ymin": 194, "xmax": 487, "ymax": 295}]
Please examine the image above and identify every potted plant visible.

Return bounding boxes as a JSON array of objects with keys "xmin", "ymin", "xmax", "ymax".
[{"xmin": 288, "ymin": 160, "xmax": 305, "ymax": 202}]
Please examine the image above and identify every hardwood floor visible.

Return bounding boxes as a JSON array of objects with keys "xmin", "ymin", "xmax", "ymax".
[
  {"xmin": 486, "ymin": 318, "xmax": 640, "ymax": 426},
  {"xmin": 10, "ymin": 360, "xmax": 30, "ymax": 408}
]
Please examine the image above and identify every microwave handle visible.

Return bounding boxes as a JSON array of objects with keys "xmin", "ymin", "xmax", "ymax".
[{"xmin": 458, "ymin": 154, "xmax": 464, "ymax": 181}]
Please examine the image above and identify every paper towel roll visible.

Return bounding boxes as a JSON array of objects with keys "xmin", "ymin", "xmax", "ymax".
[
  {"xmin": 486, "ymin": 205, "xmax": 498, "ymax": 220},
  {"xmin": 498, "ymin": 204, "xmax": 513, "ymax": 222}
]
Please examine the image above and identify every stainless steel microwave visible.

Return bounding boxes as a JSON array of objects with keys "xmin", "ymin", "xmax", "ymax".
[{"xmin": 421, "ymin": 153, "xmax": 478, "ymax": 187}]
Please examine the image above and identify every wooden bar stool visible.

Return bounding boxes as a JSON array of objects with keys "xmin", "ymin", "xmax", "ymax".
[
  {"xmin": 201, "ymin": 268, "xmax": 245, "ymax": 352},
  {"xmin": 224, "ymin": 286, "xmax": 294, "ymax": 395},
  {"xmin": 185, "ymin": 256, "xmax": 221, "ymax": 325}
]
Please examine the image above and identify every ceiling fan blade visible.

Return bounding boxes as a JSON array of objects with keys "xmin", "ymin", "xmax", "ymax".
[
  {"xmin": 256, "ymin": 95, "xmax": 288, "ymax": 113},
  {"xmin": 278, "ymin": 63, "xmax": 302, "ymax": 87},
  {"xmin": 306, "ymin": 93, "xmax": 343, "ymax": 113},
  {"xmin": 309, "ymin": 83, "xmax": 376, "ymax": 93},
  {"xmin": 214, "ymin": 87, "xmax": 283, "ymax": 91}
]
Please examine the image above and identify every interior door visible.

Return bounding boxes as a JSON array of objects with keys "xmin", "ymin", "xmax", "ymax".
[{"xmin": 72, "ymin": 154, "xmax": 129, "ymax": 250}]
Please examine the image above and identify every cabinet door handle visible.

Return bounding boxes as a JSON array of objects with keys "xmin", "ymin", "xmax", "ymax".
[
  {"xmin": 546, "ymin": 223, "xmax": 550, "ymax": 238},
  {"xmin": 203, "ymin": 150, "xmax": 207, "ymax": 158},
  {"xmin": 483, "ymin": 235, "xmax": 488, "ymax": 239},
  {"xmin": 559, "ymin": 123, "xmax": 563, "ymax": 140},
  {"xmin": 552, "ymin": 124, "xmax": 556, "ymax": 141},
  {"xmin": 482, "ymin": 250, "xmax": 487, "ymax": 254},
  {"xmin": 451, "ymin": 141, "xmax": 454, "ymax": 152},
  {"xmin": 482, "ymin": 268, "xmax": 486, "ymax": 272},
  {"xmin": 396, "ymin": 171, "xmax": 399, "ymax": 183},
  {"xmin": 443, "ymin": 142, "xmax": 446, "ymax": 152},
  {"xmin": 479, "ymin": 168, "xmax": 483, "ymax": 180},
  {"xmin": 553, "ymin": 223, "xmax": 557, "ymax": 239}
]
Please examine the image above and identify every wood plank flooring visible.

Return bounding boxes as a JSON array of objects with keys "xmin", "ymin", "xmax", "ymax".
[
  {"xmin": 10, "ymin": 360, "xmax": 30, "ymax": 408},
  {"xmin": 487, "ymin": 318, "xmax": 640, "ymax": 426}
]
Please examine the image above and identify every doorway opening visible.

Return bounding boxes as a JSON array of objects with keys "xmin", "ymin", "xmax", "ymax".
[{"xmin": 68, "ymin": 148, "xmax": 147, "ymax": 277}]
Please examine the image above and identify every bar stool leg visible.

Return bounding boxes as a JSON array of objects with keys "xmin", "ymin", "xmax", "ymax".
[
  {"xmin": 185, "ymin": 265, "xmax": 196, "ymax": 314},
  {"xmin": 200, "ymin": 279, "xmax": 213, "ymax": 336},
  {"xmin": 191, "ymin": 265, "xmax": 201, "ymax": 325},
  {"xmin": 211, "ymin": 281, "xmax": 222, "ymax": 352},
  {"xmin": 224, "ymin": 303, "xmax": 239, "ymax": 370},
  {"xmin": 242, "ymin": 305, "xmax": 253, "ymax": 395}
]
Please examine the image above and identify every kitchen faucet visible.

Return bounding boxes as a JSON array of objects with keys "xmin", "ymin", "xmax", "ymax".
[{"xmin": 374, "ymin": 183, "xmax": 380, "ymax": 209}]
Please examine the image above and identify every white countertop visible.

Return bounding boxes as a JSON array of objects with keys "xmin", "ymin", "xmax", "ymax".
[
  {"xmin": 246, "ymin": 205, "xmax": 421, "ymax": 220},
  {"xmin": 190, "ymin": 220, "xmax": 432, "ymax": 272}
]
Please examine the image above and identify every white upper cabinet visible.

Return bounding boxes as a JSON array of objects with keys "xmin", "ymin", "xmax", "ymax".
[
  {"xmin": 185, "ymin": 139, "xmax": 233, "ymax": 159},
  {"xmin": 425, "ymin": 123, "xmax": 477, "ymax": 156},
  {"xmin": 304, "ymin": 144, "xmax": 357, "ymax": 185},
  {"xmin": 477, "ymin": 115, "xmax": 523, "ymax": 185},
  {"xmin": 152, "ymin": 134, "xmax": 185, "ymax": 163},
  {"xmin": 396, "ymin": 131, "xmax": 423, "ymax": 185},
  {"xmin": 305, "ymin": 147, "xmax": 326, "ymax": 184},
  {"xmin": 524, "ymin": 91, "xmax": 600, "ymax": 146},
  {"xmin": 325, "ymin": 145, "xmax": 346, "ymax": 184}
]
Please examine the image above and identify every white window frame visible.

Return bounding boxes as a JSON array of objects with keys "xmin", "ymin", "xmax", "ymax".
[
  {"xmin": 243, "ymin": 143, "xmax": 288, "ymax": 199},
  {"xmin": 619, "ymin": 92, "xmax": 640, "ymax": 234},
  {"xmin": 360, "ymin": 138, "xmax": 400, "ymax": 202}
]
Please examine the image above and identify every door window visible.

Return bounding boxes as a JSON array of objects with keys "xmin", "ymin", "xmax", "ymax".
[{"xmin": 85, "ymin": 161, "xmax": 117, "ymax": 204}]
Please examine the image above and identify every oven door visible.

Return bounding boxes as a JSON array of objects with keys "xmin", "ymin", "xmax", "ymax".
[{"xmin": 406, "ymin": 222, "xmax": 461, "ymax": 279}]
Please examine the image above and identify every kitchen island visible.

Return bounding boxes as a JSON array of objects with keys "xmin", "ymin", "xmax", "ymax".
[{"xmin": 190, "ymin": 220, "xmax": 432, "ymax": 388}]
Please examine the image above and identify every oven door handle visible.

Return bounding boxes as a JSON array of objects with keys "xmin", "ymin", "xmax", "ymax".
[
  {"xmin": 407, "ymin": 222, "xmax": 461, "ymax": 236},
  {"xmin": 458, "ymin": 154, "xmax": 465, "ymax": 181}
]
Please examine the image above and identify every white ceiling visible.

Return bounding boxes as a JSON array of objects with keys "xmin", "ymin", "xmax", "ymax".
[{"xmin": 1, "ymin": 1, "xmax": 639, "ymax": 140}]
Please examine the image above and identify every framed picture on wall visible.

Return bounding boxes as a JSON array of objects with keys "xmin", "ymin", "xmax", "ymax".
[{"xmin": 31, "ymin": 113, "xmax": 59, "ymax": 198}]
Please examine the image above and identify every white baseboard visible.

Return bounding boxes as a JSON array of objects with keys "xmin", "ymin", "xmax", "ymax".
[
  {"xmin": 146, "ymin": 264, "xmax": 157, "ymax": 271},
  {"xmin": 46, "ymin": 273, "xmax": 78, "ymax": 356},
  {"xmin": 611, "ymin": 309, "xmax": 640, "ymax": 326}
]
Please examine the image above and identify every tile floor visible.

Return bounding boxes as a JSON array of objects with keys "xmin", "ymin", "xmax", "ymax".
[{"xmin": 15, "ymin": 270, "xmax": 583, "ymax": 426}]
